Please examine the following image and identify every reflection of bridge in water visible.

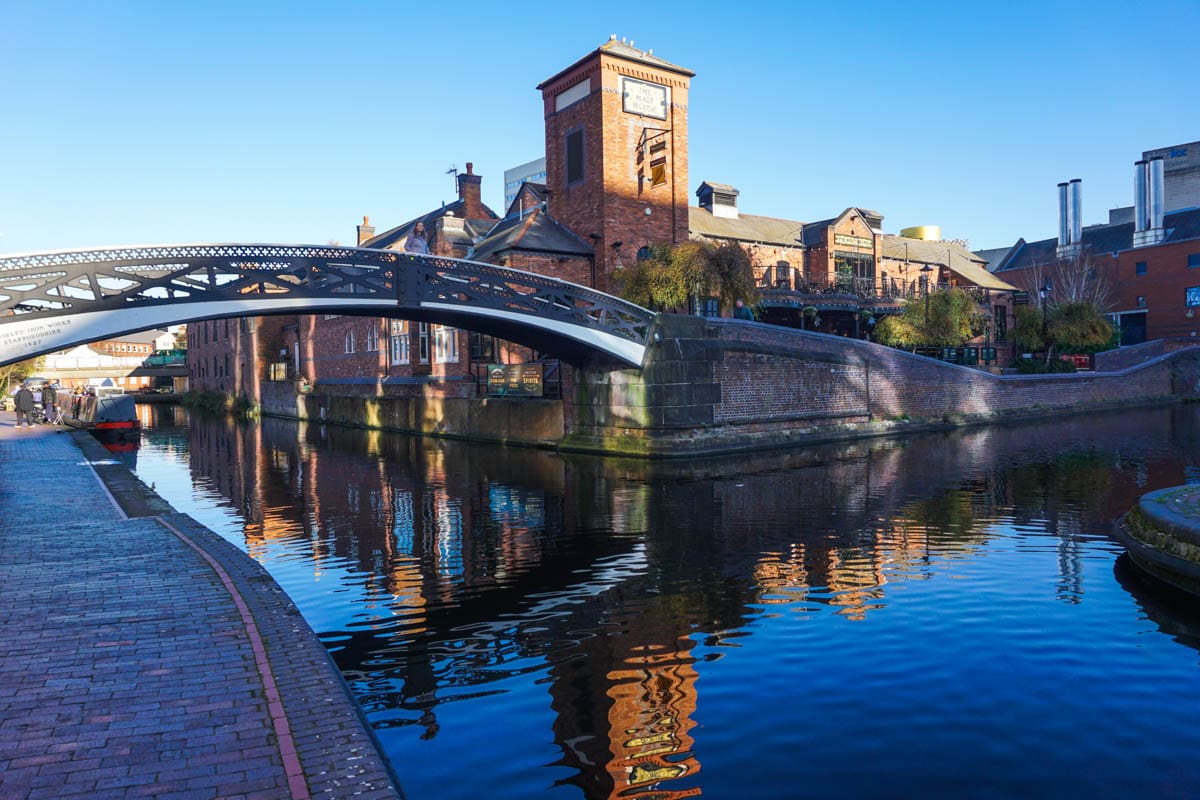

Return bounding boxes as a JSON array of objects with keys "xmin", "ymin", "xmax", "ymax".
[{"xmin": 0, "ymin": 244, "xmax": 657, "ymax": 367}]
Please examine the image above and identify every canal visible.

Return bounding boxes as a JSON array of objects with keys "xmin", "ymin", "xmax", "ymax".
[{"xmin": 126, "ymin": 404, "xmax": 1200, "ymax": 799}]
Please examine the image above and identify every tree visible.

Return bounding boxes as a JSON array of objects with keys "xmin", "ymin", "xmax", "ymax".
[
  {"xmin": 1048, "ymin": 301, "xmax": 1115, "ymax": 357},
  {"xmin": 1018, "ymin": 249, "xmax": 1117, "ymax": 312},
  {"xmin": 617, "ymin": 241, "xmax": 759, "ymax": 313},
  {"xmin": 874, "ymin": 288, "xmax": 977, "ymax": 349},
  {"xmin": 1, "ymin": 356, "xmax": 45, "ymax": 395},
  {"xmin": 1011, "ymin": 300, "xmax": 1115, "ymax": 366}
]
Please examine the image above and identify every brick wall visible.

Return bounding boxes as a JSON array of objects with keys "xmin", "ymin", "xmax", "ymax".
[{"xmin": 564, "ymin": 314, "xmax": 1200, "ymax": 456}]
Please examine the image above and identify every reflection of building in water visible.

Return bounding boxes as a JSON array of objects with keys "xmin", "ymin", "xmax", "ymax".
[
  {"xmin": 603, "ymin": 641, "xmax": 702, "ymax": 799},
  {"xmin": 547, "ymin": 598, "xmax": 703, "ymax": 800}
]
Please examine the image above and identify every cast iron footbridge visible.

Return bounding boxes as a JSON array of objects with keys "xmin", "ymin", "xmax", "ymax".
[{"xmin": 0, "ymin": 244, "xmax": 656, "ymax": 367}]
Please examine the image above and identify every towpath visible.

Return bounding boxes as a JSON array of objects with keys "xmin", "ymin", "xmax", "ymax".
[{"xmin": 0, "ymin": 414, "xmax": 404, "ymax": 799}]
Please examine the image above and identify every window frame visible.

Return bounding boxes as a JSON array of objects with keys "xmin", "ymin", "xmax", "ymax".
[{"xmin": 565, "ymin": 126, "xmax": 585, "ymax": 186}]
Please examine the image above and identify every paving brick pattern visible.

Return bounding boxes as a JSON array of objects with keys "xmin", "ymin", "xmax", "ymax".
[{"xmin": 0, "ymin": 417, "xmax": 404, "ymax": 800}]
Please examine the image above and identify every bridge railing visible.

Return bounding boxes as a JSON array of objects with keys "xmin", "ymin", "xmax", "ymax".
[{"xmin": 0, "ymin": 244, "xmax": 657, "ymax": 366}]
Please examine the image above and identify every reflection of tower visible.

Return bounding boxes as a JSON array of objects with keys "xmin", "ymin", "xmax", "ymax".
[
  {"xmin": 603, "ymin": 641, "xmax": 702, "ymax": 799},
  {"xmin": 547, "ymin": 599, "xmax": 703, "ymax": 800},
  {"xmin": 538, "ymin": 37, "xmax": 693, "ymax": 294}
]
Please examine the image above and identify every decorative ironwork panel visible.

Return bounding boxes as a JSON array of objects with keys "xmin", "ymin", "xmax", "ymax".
[{"xmin": 0, "ymin": 244, "xmax": 655, "ymax": 366}]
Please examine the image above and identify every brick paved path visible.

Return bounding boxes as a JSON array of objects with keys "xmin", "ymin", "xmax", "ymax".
[{"xmin": 0, "ymin": 415, "xmax": 404, "ymax": 800}]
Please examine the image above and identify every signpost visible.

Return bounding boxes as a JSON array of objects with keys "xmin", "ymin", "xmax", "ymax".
[{"xmin": 487, "ymin": 363, "xmax": 544, "ymax": 397}]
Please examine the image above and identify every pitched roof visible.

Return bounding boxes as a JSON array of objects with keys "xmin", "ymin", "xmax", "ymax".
[
  {"xmin": 503, "ymin": 182, "xmax": 549, "ymax": 217},
  {"xmin": 996, "ymin": 207, "xmax": 1200, "ymax": 273},
  {"xmin": 538, "ymin": 38, "xmax": 695, "ymax": 88},
  {"xmin": 362, "ymin": 199, "xmax": 500, "ymax": 251},
  {"xmin": 690, "ymin": 207, "xmax": 804, "ymax": 247},
  {"xmin": 881, "ymin": 236, "xmax": 1016, "ymax": 291},
  {"xmin": 471, "ymin": 208, "xmax": 593, "ymax": 261},
  {"xmin": 799, "ymin": 208, "xmax": 884, "ymax": 246},
  {"xmin": 973, "ymin": 246, "xmax": 1014, "ymax": 272}
]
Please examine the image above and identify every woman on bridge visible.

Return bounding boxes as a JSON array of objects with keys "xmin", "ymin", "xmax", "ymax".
[{"xmin": 405, "ymin": 221, "xmax": 429, "ymax": 254}]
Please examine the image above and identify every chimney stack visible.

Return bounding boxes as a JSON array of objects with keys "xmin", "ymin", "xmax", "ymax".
[
  {"xmin": 1134, "ymin": 161, "xmax": 1149, "ymax": 233},
  {"xmin": 1149, "ymin": 156, "xmax": 1165, "ymax": 231},
  {"xmin": 356, "ymin": 215, "xmax": 375, "ymax": 246},
  {"xmin": 1056, "ymin": 180, "xmax": 1083, "ymax": 258},
  {"xmin": 1057, "ymin": 182, "xmax": 1070, "ymax": 249},
  {"xmin": 1135, "ymin": 157, "xmax": 1167, "ymax": 246},
  {"xmin": 456, "ymin": 161, "xmax": 484, "ymax": 219},
  {"xmin": 1069, "ymin": 178, "xmax": 1083, "ymax": 245}
]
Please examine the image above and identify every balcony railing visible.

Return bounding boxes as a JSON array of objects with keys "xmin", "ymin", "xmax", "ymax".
[{"xmin": 758, "ymin": 268, "xmax": 998, "ymax": 307}]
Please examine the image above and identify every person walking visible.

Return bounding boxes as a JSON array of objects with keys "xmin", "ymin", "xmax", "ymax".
[
  {"xmin": 405, "ymin": 220, "xmax": 430, "ymax": 254},
  {"xmin": 734, "ymin": 298, "xmax": 756, "ymax": 321},
  {"xmin": 14, "ymin": 384, "xmax": 35, "ymax": 427},
  {"xmin": 42, "ymin": 381, "xmax": 58, "ymax": 424}
]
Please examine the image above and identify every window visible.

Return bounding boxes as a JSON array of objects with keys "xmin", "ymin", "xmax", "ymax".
[
  {"xmin": 344, "ymin": 330, "xmax": 356, "ymax": 354},
  {"xmin": 1189, "ymin": 253, "xmax": 1200, "ymax": 269},
  {"xmin": 434, "ymin": 325, "xmax": 459, "ymax": 363},
  {"xmin": 470, "ymin": 332, "xmax": 495, "ymax": 362},
  {"xmin": 1136, "ymin": 261, "xmax": 1147, "ymax": 275},
  {"xmin": 565, "ymin": 128, "xmax": 585, "ymax": 185},
  {"xmin": 224, "ymin": 354, "xmax": 230, "ymax": 376},
  {"xmin": 389, "ymin": 320, "xmax": 410, "ymax": 365},
  {"xmin": 418, "ymin": 323, "xmax": 430, "ymax": 364},
  {"xmin": 696, "ymin": 297, "xmax": 720, "ymax": 318},
  {"xmin": 365, "ymin": 323, "xmax": 379, "ymax": 352},
  {"xmin": 993, "ymin": 304, "xmax": 1008, "ymax": 341}
]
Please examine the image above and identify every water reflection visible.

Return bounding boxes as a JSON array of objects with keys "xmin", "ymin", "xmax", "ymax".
[{"xmin": 138, "ymin": 406, "xmax": 1200, "ymax": 799}]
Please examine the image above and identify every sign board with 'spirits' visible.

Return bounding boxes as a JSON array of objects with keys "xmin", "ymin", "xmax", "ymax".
[{"xmin": 487, "ymin": 363, "xmax": 544, "ymax": 397}]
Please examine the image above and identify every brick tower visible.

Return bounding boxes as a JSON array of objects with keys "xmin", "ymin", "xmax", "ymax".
[{"xmin": 538, "ymin": 37, "xmax": 694, "ymax": 294}]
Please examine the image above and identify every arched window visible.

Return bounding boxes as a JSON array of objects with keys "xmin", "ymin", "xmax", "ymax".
[{"xmin": 637, "ymin": 246, "xmax": 652, "ymax": 262}]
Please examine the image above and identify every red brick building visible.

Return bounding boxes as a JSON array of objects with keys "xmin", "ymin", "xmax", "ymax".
[
  {"xmin": 992, "ymin": 156, "xmax": 1200, "ymax": 346},
  {"xmin": 189, "ymin": 37, "xmax": 1014, "ymax": 401}
]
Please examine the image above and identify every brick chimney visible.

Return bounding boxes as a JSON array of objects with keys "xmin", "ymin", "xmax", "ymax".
[
  {"xmin": 456, "ymin": 162, "xmax": 484, "ymax": 218},
  {"xmin": 356, "ymin": 215, "xmax": 375, "ymax": 246}
]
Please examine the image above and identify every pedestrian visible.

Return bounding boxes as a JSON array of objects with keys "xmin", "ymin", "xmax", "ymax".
[
  {"xmin": 42, "ymin": 381, "xmax": 58, "ymax": 424},
  {"xmin": 734, "ymin": 298, "xmax": 755, "ymax": 321},
  {"xmin": 405, "ymin": 220, "xmax": 430, "ymax": 254},
  {"xmin": 71, "ymin": 385, "xmax": 84, "ymax": 419},
  {"xmin": 14, "ymin": 384, "xmax": 34, "ymax": 427}
]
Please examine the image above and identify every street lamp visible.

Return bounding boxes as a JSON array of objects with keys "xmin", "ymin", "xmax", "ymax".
[
  {"xmin": 920, "ymin": 264, "xmax": 934, "ymax": 323},
  {"xmin": 1039, "ymin": 279, "xmax": 1053, "ymax": 341}
]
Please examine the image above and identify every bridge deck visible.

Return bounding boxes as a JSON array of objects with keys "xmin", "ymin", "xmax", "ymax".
[{"xmin": 0, "ymin": 417, "xmax": 404, "ymax": 800}]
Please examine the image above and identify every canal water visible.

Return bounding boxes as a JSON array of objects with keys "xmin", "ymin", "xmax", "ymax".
[{"xmin": 127, "ymin": 404, "xmax": 1200, "ymax": 799}]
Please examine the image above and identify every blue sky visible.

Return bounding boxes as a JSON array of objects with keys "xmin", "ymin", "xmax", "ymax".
[{"xmin": 2, "ymin": 0, "xmax": 1198, "ymax": 255}]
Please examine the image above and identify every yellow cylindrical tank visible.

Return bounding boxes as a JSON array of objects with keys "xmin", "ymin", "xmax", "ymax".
[{"xmin": 900, "ymin": 225, "xmax": 941, "ymax": 240}]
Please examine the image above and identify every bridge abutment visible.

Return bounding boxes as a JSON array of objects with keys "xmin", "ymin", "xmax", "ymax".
[{"xmin": 564, "ymin": 317, "xmax": 1200, "ymax": 457}]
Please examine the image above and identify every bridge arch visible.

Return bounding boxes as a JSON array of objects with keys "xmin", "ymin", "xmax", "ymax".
[{"xmin": 0, "ymin": 244, "xmax": 657, "ymax": 368}]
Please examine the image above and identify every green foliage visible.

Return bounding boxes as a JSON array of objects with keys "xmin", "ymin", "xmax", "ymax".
[
  {"xmin": 874, "ymin": 313, "xmax": 922, "ymax": 348},
  {"xmin": 1011, "ymin": 306, "xmax": 1047, "ymax": 353},
  {"xmin": 617, "ymin": 241, "xmax": 758, "ymax": 313},
  {"xmin": 1048, "ymin": 301, "xmax": 1116, "ymax": 354},
  {"xmin": 1008, "ymin": 357, "xmax": 1077, "ymax": 374},
  {"xmin": 1011, "ymin": 301, "xmax": 1115, "ymax": 363},
  {"xmin": 874, "ymin": 288, "xmax": 977, "ymax": 348},
  {"xmin": 1, "ymin": 357, "xmax": 46, "ymax": 393}
]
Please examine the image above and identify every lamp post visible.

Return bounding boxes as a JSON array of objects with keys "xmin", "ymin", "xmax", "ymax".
[
  {"xmin": 920, "ymin": 264, "xmax": 934, "ymax": 324},
  {"xmin": 1039, "ymin": 278, "xmax": 1053, "ymax": 342}
]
